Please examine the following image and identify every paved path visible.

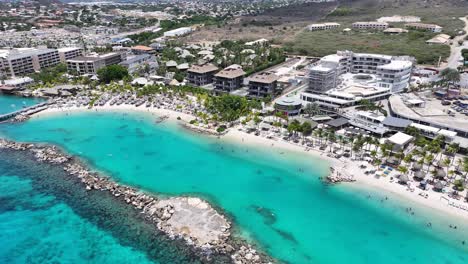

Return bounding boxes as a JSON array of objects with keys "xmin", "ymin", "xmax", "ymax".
[{"xmin": 445, "ymin": 16, "xmax": 468, "ymax": 69}]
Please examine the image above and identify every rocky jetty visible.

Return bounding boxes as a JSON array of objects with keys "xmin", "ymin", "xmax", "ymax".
[
  {"xmin": 0, "ymin": 138, "xmax": 271, "ymax": 264},
  {"xmin": 326, "ymin": 173, "xmax": 356, "ymax": 184},
  {"xmin": 181, "ymin": 122, "xmax": 224, "ymax": 136},
  {"xmin": 11, "ymin": 114, "xmax": 30, "ymax": 123}
]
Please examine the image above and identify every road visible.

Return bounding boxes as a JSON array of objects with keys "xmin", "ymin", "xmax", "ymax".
[{"xmin": 445, "ymin": 16, "xmax": 468, "ymax": 69}]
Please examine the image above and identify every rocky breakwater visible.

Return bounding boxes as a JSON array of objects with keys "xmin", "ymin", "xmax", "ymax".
[
  {"xmin": 0, "ymin": 138, "xmax": 271, "ymax": 264},
  {"xmin": 325, "ymin": 167, "xmax": 356, "ymax": 184}
]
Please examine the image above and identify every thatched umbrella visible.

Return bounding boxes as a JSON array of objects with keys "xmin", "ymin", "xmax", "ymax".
[
  {"xmin": 435, "ymin": 169, "xmax": 446, "ymax": 179},
  {"xmin": 387, "ymin": 156, "xmax": 399, "ymax": 165},
  {"xmin": 437, "ymin": 159, "xmax": 445, "ymax": 168},
  {"xmin": 413, "ymin": 171, "xmax": 425, "ymax": 180},
  {"xmin": 433, "ymin": 181, "xmax": 445, "ymax": 192},
  {"xmin": 398, "ymin": 174, "xmax": 410, "ymax": 184},
  {"xmin": 412, "ymin": 163, "xmax": 422, "ymax": 171}
]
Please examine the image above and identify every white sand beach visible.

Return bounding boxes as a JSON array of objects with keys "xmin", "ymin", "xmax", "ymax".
[{"xmin": 32, "ymin": 104, "xmax": 468, "ymax": 221}]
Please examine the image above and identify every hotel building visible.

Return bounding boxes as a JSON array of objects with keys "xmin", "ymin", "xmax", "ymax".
[
  {"xmin": 0, "ymin": 48, "xmax": 61, "ymax": 78},
  {"xmin": 352, "ymin": 22, "xmax": 389, "ymax": 30},
  {"xmin": 213, "ymin": 65, "xmax": 246, "ymax": 93},
  {"xmin": 405, "ymin": 23, "xmax": 443, "ymax": 33},
  {"xmin": 66, "ymin": 52, "xmax": 126, "ymax": 75},
  {"xmin": 301, "ymin": 51, "xmax": 413, "ymax": 111},
  {"xmin": 247, "ymin": 72, "xmax": 279, "ymax": 99},
  {"xmin": 58, "ymin": 47, "xmax": 84, "ymax": 63},
  {"xmin": 186, "ymin": 63, "xmax": 219, "ymax": 86},
  {"xmin": 308, "ymin": 23, "xmax": 340, "ymax": 31}
]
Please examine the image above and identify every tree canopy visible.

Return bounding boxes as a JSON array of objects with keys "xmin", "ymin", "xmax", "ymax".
[{"xmin": 97, "ymin": 65, "xmax": 129, "ymax": 84}]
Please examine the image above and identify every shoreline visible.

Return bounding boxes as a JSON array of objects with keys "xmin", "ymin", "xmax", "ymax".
[{"xmin": 30, "ymin": 104, "xmax": 468, "ymax": 222}]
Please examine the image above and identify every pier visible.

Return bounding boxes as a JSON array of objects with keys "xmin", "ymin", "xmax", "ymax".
[{"xmin": 0, "ymin": 102, "xmax": 49, "ymax": 122}]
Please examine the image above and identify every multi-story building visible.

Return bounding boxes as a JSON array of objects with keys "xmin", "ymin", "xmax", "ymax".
[
  {"xmin": 58, "ymin": 47, "xmax": 83, "ymax": 63},
  {"xmin": 405, "ymin": 23, "xmax": 443, "ymax": 33},
  {"xmin": 0, "ymin": 48, "xmax": 61, "ymax": 78},
  {"xmin": 186, "ymin": 63, "xmax": 219, "ymax": 86},
  {"xmin": 32, "ymin": 48, "xmax": 60, "ymax": 70},
  {"xmin": 352, "ymin": 22, "xmax": 389, "ymax": 30},
  {"xmin": 301, "ymin": 51, "xmax": 413, "ymax": 111},
  {"xmin": 307, "ymin": 23, "xmax": 340, "ymax": 31},
  {"xmin": 247, "ymin": 72, "xmax": 279, "ymax": 99},
  {"xmin": 67, "ymin": 52, "xmax": 126, "ymax": 75},
  {"xmin": 0, "ymin": 50, "xmax": 35, "ymax": 78},
  {"xmin": 213, "ymin": 65, "xmax": 245, "ymax": 93},
  {"xmin": 307, "ymin": 54, "xmax": 350, "ymax": 94},
  {"xmin": 120, "ymin": 54, "xmax": 158, "ymax": 75}
]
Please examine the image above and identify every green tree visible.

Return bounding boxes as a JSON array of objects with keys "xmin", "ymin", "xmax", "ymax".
[
  {"xmin": 440, "ymin": 68, "xmax": 460, "ymax": 85},
  {"xmin": 97, "ymin": 65, "xmax": 129, "ymax": 84}
]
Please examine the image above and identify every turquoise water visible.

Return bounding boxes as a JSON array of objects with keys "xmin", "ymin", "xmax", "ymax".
[
  {"xmin": 1, "ymin": 111, "xmax": 468, "ymax": 264},
  {"xmin": 0, "ymin": 95, "xmax": 44, "ymax": 115},
  {"xmin": 0, "ymin": 173, "xmax": 154, "ymax": 264}
]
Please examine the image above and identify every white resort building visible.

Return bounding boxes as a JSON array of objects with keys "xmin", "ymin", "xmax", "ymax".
[
  {"xmin": 352, "ymin": 22, "xmax": 389, "ymax": 30},
  {"xmin": 405, "ymin": 23, "xmax": 443, "ymax": 33},
  {"xmin": 301, "ymin": 51, "xmax": 413, "ymax": 111},
  {"xmin": 307, "ymin": 23, "xmax": 340, "ymax": 31}
]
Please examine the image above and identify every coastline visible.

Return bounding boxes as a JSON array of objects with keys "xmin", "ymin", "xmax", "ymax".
[
  {"xmin": 0, "ymin": 138, "xmax": 272, "ymax": 264},
  {"xmin": 30, "ymin": 104, "xmax": 468, "ymax": 222}
]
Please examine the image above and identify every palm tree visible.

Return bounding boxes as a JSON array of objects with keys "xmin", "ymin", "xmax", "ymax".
[
  {"xmin": 442, "ymin": 157, "xmax": 451, "ymax": 178},
  {"xmin": 328, "ymin": 132, "xmax": 337, "ymax": 153},
  {"xmin": 398, "ymin": 166, "xmax": 409, "ymax": 176},
  {"xmin": 440, "ymin": 68, "xmax": 461, "ymax": 86},
  {"xmin": 304, "ymin": 102, "xmax": 320, "ymax": 117},
  {"xmin": 446, "ymin": 143, "xmax": 460, "ymax": 165},
  {"xmin": 424, "ymin": 153, "xmax": 434, "ymax": 173},
  {"xmin": 370, "ymin": 150, "xmax": 377, "ymax": 163}
]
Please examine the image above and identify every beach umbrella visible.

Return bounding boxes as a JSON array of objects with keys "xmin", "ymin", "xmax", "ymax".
[
  {"xmin": 413, "ymin": 171, "xmax": 425, "ymax": 180},
  {"xmin": 398, "ymin": 174, "xmax": 410, "ymax": 183},
  {"xmin": 387, "ymin": 156, "xmax": 398, "ymax": 165},
  {"xmin": 412, "ymin": 163, "xmax": 422, "ymax": 171},
  {"xmin": 436, "ymin": 169, "xmax": 446, "ymax": 179},
  {"xmin": 433, "ymin": 181, "xmax": 445, "ymax": 192}
]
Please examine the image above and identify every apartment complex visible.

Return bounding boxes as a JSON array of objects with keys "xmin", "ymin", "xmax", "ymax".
[
  {"xmin": 213, "ymin": 65, "xmax": 245, "ymax": 93},
  {"xmin": 307, "ymin": 23, "xmax": 340, "ymax": 31},
  {"xmin": 247, "ymin": 72, "xmax": 279, "ymax": 99},
  {"xmin": 352, "ymin": 22, "xmax": 389, "ymax": 30},
  {"xmin": 405, "ymin": 23, "xmax": 443, "ymax": 33},
  {"xmin": 67, "ymin": 52, "xmax": 126, "ymax": 75},
  {"xmin": 58, "ymin": 47, "xmax": 83, "ymax": 63},
  {"xmin": 0, "ymin": 48, "xmax": 61, "ymax": 78},
  {"xmin": 186, "ymin": 63, "xmax": 219, "ymax": 86}
]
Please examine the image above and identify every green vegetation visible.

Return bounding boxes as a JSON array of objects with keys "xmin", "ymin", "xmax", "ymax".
[
  {"xmin": 285, "ymin": 30, "xmax": 449, "ymax": 64},
  {"xmin": 440, "ymin": 68, "xmax": 461, "ymax": 85},
  {"xmin": 31, "ymin": 63, "xmax": 68, "ymax": 84},
  {"xmin": 357, "ymin": 99, "xmax": 387, "ymax": 115},
  {"xmin": 215, "ymin": 40, "xmax": 285, "ymax": 76},
  {"xmin": 462, "ymin": 49, "xmax": 468, "ymax": 64},
  {"xmin": 97, "ymin": 65, "xmax": 129, "ymax": 84},
  {"xmin": 327, "ymin": 7, "xmax": 354, "ymax": 17},
  {"xmin": 205, "ymin": 94, "xmax": 262, "ymax": 122}
]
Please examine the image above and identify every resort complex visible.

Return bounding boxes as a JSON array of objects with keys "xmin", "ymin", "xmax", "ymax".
[
  {"xmin": 301, "ymin": 50, "xmax": 414, "ymax": 110},
  {"xmin": 1, "ymin": 0, "xmax": 468, "ymax": 263}
]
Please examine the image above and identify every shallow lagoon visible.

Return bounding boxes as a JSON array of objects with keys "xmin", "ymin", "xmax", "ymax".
[{"xmin": 1, "ymin": 110, "xmax": 468, "ymax": 264}]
